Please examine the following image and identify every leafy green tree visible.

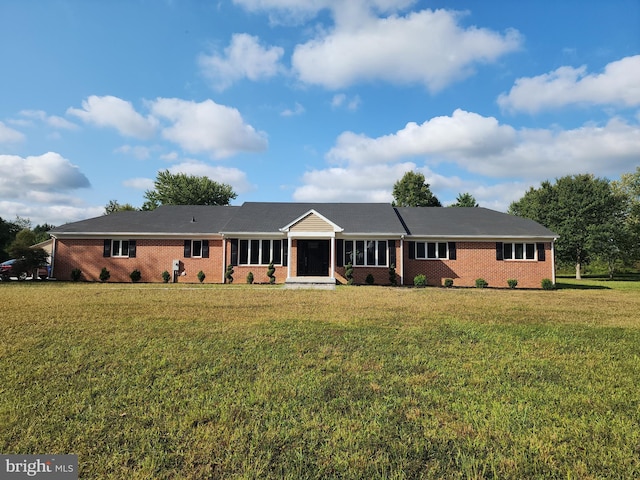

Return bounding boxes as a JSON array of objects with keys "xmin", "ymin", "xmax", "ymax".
[
  {"xmin": 7, "ymin": 242, "xmax": 48, "ymax": 280},
  {"xmin": 612, "ymin": 167, "xmax": 640, "ymax": 268},
  {"xmin": 392, "ymin": 171, "xmax": 441, "ymax": 207},
  {"xmin": 451, "ymin": 192, "xmax": 479, "ymax": 207},
  {"xmin": 143, "ymin": 170, "xmax": 237, "ymax": 210},
  {"xmin": 509, "ymin": 174, "xmax": 626, "ymax": 279},
  {"xmin": 104, "ymin": 200, "xmax": 138, "ymax": 215},
  {"xmin": 0, "ymin": 217, "xmax": 21, "ymax": 261},
  {"xmin": 32, "ymin": 223, "xmax": 55, "ymax": 244}
]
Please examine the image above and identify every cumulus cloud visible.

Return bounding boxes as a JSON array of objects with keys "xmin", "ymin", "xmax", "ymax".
[
  {"xmin": 0, "ymin": 152, "xmax": 90, "ymax": 199},
  {"xmin": 0, "ymin": 199, "xmax": 103, "ymax": 227},
  {"xmin": 199, "ymin": 33, "xmax": 285, "ymax": 90},
  {"xmin": 294, "ymin": 110, "xmax": 640, "ymax": 206},
  {"xmin": 67, "ymin": 95, "xmax": 158, "ymax": 139},
  {"xmin": 327, "ymin": 109, "xmax": 517, "ymax": 165},
  {"xmin": 115, "ymin": 144, "xmax": 153, "ymax": 160},
  {"xmin": 331, "ymin": 93, "xmax": 361, "ymax": 111},
  {"xmin": 149, "ymin": 98, "xmax": 268, "ymax": 158},
  {"xmin": 0, "ymin": 121, "xmax": 25, "ymax": 143},
  {"xmin": 165, "ymin": 160, "xmax": 256, "ymax": 194},
  {"xmin": 498, "ymin": 55, "xmax": 640, "ymax": 113},
  {"xmin": 122, "ymin": 177, "xmax": 155, "ymax": 190},
  {"xmin": 292, "ymin": 9, "xmax": 521, "ymax": 91},
  {"xmin": 281, "ymin": 102, "xmax": 305, "ymax": 117}
]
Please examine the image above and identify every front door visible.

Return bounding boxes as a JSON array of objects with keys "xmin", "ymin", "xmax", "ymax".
[{"xmin": 297, "ymin": 240, "xmax": 330, "ymax": 276}]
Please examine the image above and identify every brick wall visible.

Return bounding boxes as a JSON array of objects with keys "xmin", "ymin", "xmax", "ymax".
[
  {"xmin": 403, "ymin": 241, "xmax": 553, "ymax": 289},
  {"xmin": 53, "ymin": 238, "xmax": 225, "ymax": 283}
]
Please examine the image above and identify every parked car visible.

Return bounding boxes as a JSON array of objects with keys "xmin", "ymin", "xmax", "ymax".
[{"xmin": 0, "ymin": 259, "xmax": 49, "ymax": 281}]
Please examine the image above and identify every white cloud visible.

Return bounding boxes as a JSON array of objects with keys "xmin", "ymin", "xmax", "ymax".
[
  {"xmin": 199, "ymin": 33, "xmax": 284, "ymax": 90},
  {"xmin": 0, "ymin": 199, "xmax": 103, "ymax": 227},
  {"xmin": 115, "ymin": 144, "xmax": 153, "ymax": 160},
  {"xmin": 0, "ymin": 152, "xmax": 91, "ymax": 199},
  {"xmin": 165, "ymin": 160, "xmax": 255, "ymax": 194},
  {"xmin": 67, "ymin": 95, "xmax": 158, "ymax": 139},
  {"xmin": 281, "ymin": 102, "xmax": 305, "ymax": 117},
  {"xmin": 292, "ymin": 8, "xmax": 521, "ymax": 91},
  {"xmin": 327, "ymin": 109, "xmax": 516, "ymax": 165},
  {"xmin": 498, "ymin": 55, "xmax": 640, "ymax": 113},
  {"xmin": 19, "ymin": 110, "xmax": 78, "ymax": 130},
  {"xmin": 0, "ymin": 121, "xmax": 25, "ymax": 143},
  {"xmin": 122, "ymin": 177, "xmax": 155, "ymax": 190},
  {"xmin": 149, "ymin": 98, "xmax": 268, "ymax": 158},
  {"xmin": 293, "ymin": 162, "xmax": 416, "ymax": 202},
  {"xmin": 294, "ymin": 110, "xmax": 640, "ymax": 208},
  {"xmin": 331, "ymin": 93, "xmax": 361, "ymax": 111}
]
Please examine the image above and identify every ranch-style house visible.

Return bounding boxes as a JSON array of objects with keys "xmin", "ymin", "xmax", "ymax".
[{"xmin": 49, "ymin": 202, "xmax": 557, "ymax": 288}]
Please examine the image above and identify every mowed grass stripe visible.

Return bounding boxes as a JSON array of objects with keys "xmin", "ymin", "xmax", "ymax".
[{"xmin": 1, "ymin": 282, "xmax": 639, "ymax": 479}]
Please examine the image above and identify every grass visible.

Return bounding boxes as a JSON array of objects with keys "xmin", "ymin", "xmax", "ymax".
[{"xmin": 1, "ymin": 281, "xmax": 639, "ymax": 479}]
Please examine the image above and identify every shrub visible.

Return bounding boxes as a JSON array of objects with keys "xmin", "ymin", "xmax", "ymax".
[
  {"xmin": 70, "ymin": 268, "xmax": 82, "ymax": 282},
  {"xmin": 161, "ymin": 270, "xmax": 171, "ymax": 283},
  {"xmin": 443, "ymin": 278, "xmax": 454, "ymax": 288},
  {"xmin": 246, "ymin": 272, "xmax": 254, "ymax": 284},
  {"xmin": 225, "ymin": 264, "xmax": 234, "ymax": 284},
  {"xmin": 345, "ymin": 262, "xmax": 354, "ymax": 285},
  {"xmin": 541, "ymin": 278, "xmax": 555, "ymax": 290},
  {"xmin": 129, "ymin": 269, "xmax": 141, "ymax": 283},
  {"xmin": 267, "ymin": 262, "xmax": 276, "ymax": 284},
  {"xmin": 507, "ymin": 279, "xmax": 518, "ymax": 289},
  {"xmin": 475, "ymin": 278, "xmax": 488, "ymax": 288},
  {"xmin": 414, "ymin": 274, "xmax": 427, "ymax": 287},
  {"xmin": 365, "ymin": 273, "xmax": 374, "ymax": 285},
  {"xmin": 99, "ymin": 267, "xmax": 110, "ymax": 283},
  {"xmin": 197, "ymin": 270, "xmax": 206, "ymax": 283},
  {"xmin": 389, "ymin": 263, "xmax": 397, "ymax": 286}
]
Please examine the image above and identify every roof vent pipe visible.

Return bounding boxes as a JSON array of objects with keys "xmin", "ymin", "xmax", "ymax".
[{"xmin": 191, "ymin": 216, "xmax": 196, "ymax": 222}]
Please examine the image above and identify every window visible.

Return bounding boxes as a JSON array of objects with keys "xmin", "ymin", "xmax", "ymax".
[
  {"xmin": 184, "ymin": 240, "xmax": 209, "ymax": 258},
  {"xmin": 104, "ymin": 239, "xmax": 136, "ymax": 258},
  {"xmin": 415, "ymin": 242, "xmax": 448, "ymax": 259},
  {"xmin": 503, "ymin": 242, "xmax": 536, "ymax": 260},
  {"xmin": 238, "ymin": 239, "xmax": 286, "ymax": 265},
  {"xmin": 344, "ymin": 240, "xmax": 387, "ymax": 266},
  {"xmin": 112, "ymin": 240, "xmax": 129, "ymax": 257}
]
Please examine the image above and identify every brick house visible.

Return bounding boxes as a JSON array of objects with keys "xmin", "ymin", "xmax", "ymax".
[{"xmin": 49, "ymin": 202, "xmax": 557, "ymax": 288}]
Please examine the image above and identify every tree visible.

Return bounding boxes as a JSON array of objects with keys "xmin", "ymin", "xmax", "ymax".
[
  {"xmin": 0, "ymin": 217, "xmax": 21, "ymax": 261},
  {"xmin": 392, "ymin": 171, "xmax": 441, "ymax": 207},
  {"xmin": 104, "ymin": 200, "xmax": 137, "ymax": 215},
  {"xmin": 451, "ymin": 193, "xmax": 478, "ymax": 207},
  {"xmin": 509, "ymin": 174, "xmax": 627, "ymax": 279},
  {"xmin": 142, "ymin": 170, "xmax": 237, "ymax": 210},
  {"xmin": 612, "ymin": 167, "xmax": 640, "ymax": 268}
]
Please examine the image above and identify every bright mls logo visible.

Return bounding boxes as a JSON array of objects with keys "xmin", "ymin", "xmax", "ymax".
[{"xmin": 1, "ymin": 455, "xmax": 77, "ymax": 479}]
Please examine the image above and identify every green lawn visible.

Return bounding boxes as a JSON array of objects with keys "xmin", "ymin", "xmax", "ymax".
[{"xmin": 1, "ymin": 282, "xmax": 639, "ymax": 479}]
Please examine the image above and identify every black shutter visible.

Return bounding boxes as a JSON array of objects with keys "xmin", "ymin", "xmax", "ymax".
[
  {"xmin": 336, "ymin": 239, "xmax": 344, "ymax": 267},
  {"xmin": 283, "ymin": 239, "xmax": 288, "ymax": 267},
  {"xmin": 129, "ymin": 240, "xmax": 136, "ymax": 258},
  {"xmin": 496, "ymin": 242, "xmax": 503, "ymax": 261},
  {"xmin": 103, "ymin": 239, "xmax": 111, "ymax": 257},
  {"xmin": 388, "ymin": 240, "xmax": 396, "ymax": 267},
  {"xmin": 202, "ymin": 240, "xmax": 210, "ymax": 258},
  {"xmin": 408, "ymin": 241, "xmax": 415, "ymax": 260},
  {"xmin": 537, "ymin": 243, "xmax": 545, "ymax": 261},
  {"xmin": 230, "ymin": 239, "xmax": 238, "ymax": 266},
  {"xmin": 184, "ymin": 240, "xmax": 191, "ymax": 258},
  {"xmin": 448, "ymin": 242, "xmax": 456, "ymax": 260}
]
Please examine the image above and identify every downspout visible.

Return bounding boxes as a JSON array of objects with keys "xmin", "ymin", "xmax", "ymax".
[
  {"xmin": 50, "ymin": 235, "xmax": 57, "ymax": 279},
  {"xmin": 400, "ymin": 235, "xmax": 405, "ymax": 286},
  {"xmin": 552, "ymin": 238, "xmax": 557, "ymax": 285},
  {"xmin": 330, "ymin": 235, "xmax": 335, "ymax": 279},
  {"xmin": 222, "ymin": 236, "xmax": 227, "ymax": 283},
  {"xmin": 287, "ymin": 234, "xmax": 292, "ymax": 280}
]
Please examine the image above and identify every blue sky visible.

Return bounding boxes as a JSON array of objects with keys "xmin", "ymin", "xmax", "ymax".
[{"xmin": 1, "ymin": 0, "xmax": 639, "ymax": 226}]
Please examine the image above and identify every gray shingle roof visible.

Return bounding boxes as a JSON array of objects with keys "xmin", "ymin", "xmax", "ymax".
[
  {"xmin": 49, "ymin": 203, "xmax": 556, "ymax": 239},
  {"xmin": 222, "ymin": 202, "xmax": 407, "ymax": 234},
  {"xmin": 395, "ymin": 207, "xmax": 557, "ymax": 238},
  {"xmin": 49, "ymin": 205, "xmax": 240, "ymax": 235}
]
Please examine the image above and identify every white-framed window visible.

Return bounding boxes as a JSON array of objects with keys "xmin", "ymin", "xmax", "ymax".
[
  {"xmin": 112, "ymin": 240, "xmax": 129, "ymax": 257},
  {"xmin": 415, "ymin": 242, "xmax": 448, "ymax": 260},
  {"xmin": 344, "ymin": 240, "xmax": 387, "ymax": 266},
  {"xmin": 192, "ymin": 240, "xmax": 203, "ymax": 258},
  {"xmin": 239, "ymin": 239, "xmax": 284, "ymax": 265},
  {"xmin": 503, "ymin": 242, "xmax": 536, "ymax": 260}
]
